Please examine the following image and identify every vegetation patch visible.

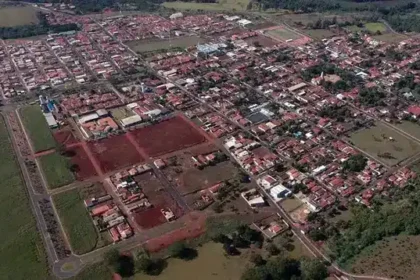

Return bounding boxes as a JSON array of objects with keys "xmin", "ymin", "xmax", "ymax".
[
  {"xmin": 364, "ymin": 22, "xmax": 387, "ymax": 33},
  {"xmin": 127, "ymin": 36, "xmax": 204, "ymax": 53},
  {"xmin": 53, "ymin": 188, "xmax": 98, "ymax": 255},
  {"xmin": 349, "ymin": 122, "xmax": 420, "ymax": 166},
  {"xmin": 162, "ymin": 0, "xmax": 251, "ymax": 11},
  {"xmin": 0, "ymin": 5, "xmax": 39, "ymax": 27},
  {"xmin": 20, "ymin": 105, "xmax": 56, "ymax": 152},
  {"xmin": 70, "ymin": 261, "xmax": 111, "ymax": 280},
  {"xmin": 39, "ymin": 152, "xmax": 75, "ymax": 189},
  {"xmin": 0, "ymin": 116, "xmax": 48, "ymax": 279}
]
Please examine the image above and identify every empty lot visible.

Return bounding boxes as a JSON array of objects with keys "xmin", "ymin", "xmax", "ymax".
[
  {"xmin": 0, "ymin": 5, "xmax": 39, "ymax": 27},
  {"xmin": 349, "ymin": 122, "xmax": 420, "ymax": 166},
  {"xmin": 127, "ymin": 36, "xmax": 205, "ymax": 53}
]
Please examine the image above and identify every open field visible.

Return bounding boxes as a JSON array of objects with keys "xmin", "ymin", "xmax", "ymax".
[
  {"xmin": 396, "ymin": 121, "xmax": 420, "ymax": 140},
  {"xmin": 20, "ymin": 105, "xmax": 56, "ymax": 152},
  {"xmin": 349, "ymin": 122, "xmax": 420, "ymax": 166},
  {"xmin": 54, "ymin": 129, "xmax": 78, "ymax": 146},
  {"xmin": 131, "ymin": 116, "xmax": 207, "ymax": 157},
  {"xmin": 88, "ymin": 134, "xmax": 144, "ymax": 173},
  {"xmin": 67, "ymin": 145, "xmax": 98, "ymax": 180},
  {"xmin": 70, "ymin": 261, "xmax": 111, "ymax": 280},
  {"xmin": 0, "ymin": 116, "xmax": 48, "ymax": 279},
  {"xmin": 53, "ymin": 188, "xmax": 98, "ymax": 255},
  {"xmin": 265, "ymin": 27, "xmax": 302, "ymax": 41},
  {"xmin": 0, "ymin": 5, "xmax": 39, "ymax": 27},
  {"xmin": 127, "ymin": 36, "xmax": 205, "ymax": 53},
  {"xmin": 351, "ymin": 235, "xmax": 420, "ymax": 279},
  {"xmin": 373, "ymin": 32, "xmax": 409, "ymax": 43},
  {"xmin": 141, "ymin": 242, "xmax": 251, "ymax": 280},
  {"xmin": 162, "ymin": 0, "xmax": 250, "ymax": 11},
  {"xmin": 132, "ymin": 171, "xmax": 183, "ymax": 229},
  {"xmin": 365, "ymin": 22, "xmax": 387, "ymax": 33},
  {"xmin": 303, "ymin": 29, "xmax": 335, "ymax": 40},
  {"xmin": 179, "ymin": 161, "xmax": 238, "ymax": 195},
  {"xmin": 39, "ymin": 152, "xmax": 75, "ymax": 189}
]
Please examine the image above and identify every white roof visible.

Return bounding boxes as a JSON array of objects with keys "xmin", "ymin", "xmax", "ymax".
[
  {"xmin": 43, "ymin": 112, "xmax": 57, "ymax": 127},
  {"xmin": 79, "ymin": 113, "xmax": 99, "ymax": 124},
  {"xmin": 121, "ymin": 115, "xmax": 142, "ymax": 127}
]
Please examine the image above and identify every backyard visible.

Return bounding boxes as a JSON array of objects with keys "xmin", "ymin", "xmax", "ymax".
[
  {"xmin": 53, "ymin": 188, "xmax": 99, "ymax": 255},
  {"xmin": 349, "ymin": 122, "xmax": 420, "ymax": 166},
  {"xmin": 0, "ymin": 116, "xmax": 48, "ymax": 279},
  {"xmin": 39, "ymin": 152, "xmax": 75, "ymax": 189},
  {"xmin": 20, "ymin": 105, "xmax": 56, "ymax": 152},
  {"xmin": 0, "ymin": 5, "xmax": 39, "ymax": 27}
]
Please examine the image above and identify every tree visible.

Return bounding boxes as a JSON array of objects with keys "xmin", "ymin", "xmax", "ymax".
[
  {"xmin": 300, "ymin": 258, "xmax": 329, "ymax": 280},
  {"xmin": 342, "ymin": 154, "xmax": 367, "ymax": 172},
  {"xmin": 250, "ymin": 253, "xmax": 265, "ymax": 266},
  {"xmin": 266, "ymin": 243, "xmax": 281, "ymax": 256},
  {"xmin": 168, "ymin": 241, "xmax": 197, "ymax": 260},
  {"xmin": 114, "ymin": 255, "xmax": 135, "ymax": 278}
]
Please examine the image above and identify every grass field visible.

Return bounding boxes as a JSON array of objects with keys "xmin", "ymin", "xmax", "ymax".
[
  {"xmin": 0, "ymin": 5, "xmax": 39, "ymax": 27},
  {"xmin": 163, "ymin": 0, "xmax": 250, "ymax": 11},
  {"xmin": 39, "ymin": 152, "xmax": 75, "ymax": 189},
  {"xmin": 303, "ymin": 29, "xmax": 335, "ymax": 40},
  {"xmin": 265, "ymin": 27, "xmax": 302, "ymax": 41},
  {"xmin": 71, "ymin": 261, "xmax": 111, "ymax": 280},
  {"xmin": 127, "ymin": 36, "xmax": 204, "ymax": 53},
  {"xmin": 0, "ymin": 116, "xmax": 48, "ymax": 279},
  {"xmin": 20, "ymin": 105, "xmax": 56, "ymax": 152},
  {"xmin": 373, "ymin": 32, "xmax": 409, "ymax": 43},
  {"xmin": 396, "ymin": 121, "xmax": 420, "ymax": 140},
  {"xmin": 349, "ymin": 122, "xmax": 420, "ymax": 166},
  {"xmin": 53, "ymin": 188, "xmax": 98, "ymax": 255},
  {"xmin": 351, "ymin": 235, "xmax": 420, "ymax": 279},
  {"xmin": 364, "ymin": 22, "xmax": 387, "ymax": 33}
]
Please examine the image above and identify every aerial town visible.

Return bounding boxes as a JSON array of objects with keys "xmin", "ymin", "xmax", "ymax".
[{"xmin": 3, "ymin": 1, "xmax": 420, "ymax": 280}]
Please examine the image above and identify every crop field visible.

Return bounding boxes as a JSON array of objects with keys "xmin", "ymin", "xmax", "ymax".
[
  {"xmin": 0, "ymin": 116, "xmax": 48, "ymax": 279},
  {"xmin": 162, "ymin": 0, "xmax": 250, "ymax": 11},
  {"xmin": 39, "ymin": 152, "xmax": 75, "ymax": 189},
  {"xmin": 53, "ymin": 188, "xmax": 98, "ymax": 255},
  {"xmin": 131, "ymin": 116, "xmax": 207, "ymax": 157},
  {"xmin": 127, "ymin": 36, "xmax": 205, "ymax": 53},
  {"xmin": 349, "ymin": 122, "xmax": 420, "ymax": 166},
  {"xmin": 67, "ymin": 145, "xmax": 98, "ymax": 180},
  {"xmin": 0, "ymin": 5, "xmax": 39, "ymax": 27},
  {"xmin": 20, "ymin": 105, "xmax": 56, "ymax": 152},
  {"xmin": 351, "ymin": 235, "xmax": 420, "ymax": 279},
  {"xmin": 132, "ymin": 171, "xmax": 183, "ymax": 229},
  {"xmin": 88, "ymin": 134, "xmax": 144, "ymax": 173}
]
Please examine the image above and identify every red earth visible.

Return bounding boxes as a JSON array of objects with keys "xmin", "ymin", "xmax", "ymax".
[
  {"xmin": 87, "ymin": 134, "xmax": 144, "ymax": 173},
  {"xmin": 130, "ymin": 116, "xmax": 207, "ymax": 157},
  {"xmin": 67, "ymin": 145, "xmax": 98, "ymax": 180},
  {"xmin": 53, "ymin": 129, "xmax": 78, "ymax": 146}
]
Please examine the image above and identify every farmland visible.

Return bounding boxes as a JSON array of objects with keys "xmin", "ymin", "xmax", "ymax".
[
  {"xmin": 53, "ymin": 188, "xmax": 98, "ymax": 255},
  {"xmin": 127, "ymin": 36, "xmax": 205, "ymax": 53},
  {"xmin": 88, "ymin": 134, "xmax": 144, "ymax": 173},
  {"xmin": 131, "ymin": 116, "xmax": 207, "ymax": 157},
  {"xmin": 39, "ymin": 152, "xmax": 75, "ymax": 189},
  {"xmin": 0, "ymin": 116, "xmax": 48, "ymax": 279},
  {"xmin": 351, "ymin": 235, "xmax": 420, "ymax": 279},
  {"xmin": 20, "ymin": 105, "xmax": 56, "ymax": 152},
  {"xmin": 0, "ymin": 5, "xmax": 39, "ymax": 27},
  {"xmin": 162, "ymin": 0, "xmax": 250, "ymax": 11},
  {"xmin": 349, "ymin": 122, "xmax": 420, "ymax": 166}
]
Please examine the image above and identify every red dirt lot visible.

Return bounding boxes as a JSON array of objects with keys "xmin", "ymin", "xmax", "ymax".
[
  {"xmin": 130, "ymin": 116, "xmax": 207, "ymax": 157},
  {"xmin": 132, "ymin": 171, "xmax": 183, "ymax": 229},
  {"xmin": 67, "ymin": 145, "xmax": 98, "ymax": 180},
  {"xmin": 87, "ymin": 134, "xmax": 144, "ymax": 173},
  {"xmin": 53, "ymin": 129, "xmax": 78, "ymax": 146}
]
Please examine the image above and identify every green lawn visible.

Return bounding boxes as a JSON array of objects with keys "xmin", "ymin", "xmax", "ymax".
[
  {"xmin": 0, "ymin": 115, "xmax": 48, "ymax": 279},
  {"xmin": 53, "ymin": 188, "xmax": 98, "ymax": 255},
  {"xmin": 20, "ymin": 105, "xmax": 56, "ymax": 152},
  {"xmin": 70, "ymin": 261, "xmax": 111, "ymax": 280},
  {"xmin": 0, "ymin": 5, "xmax": 39, "ymax": 27},
  {"xmin": 39, "ymin": 152, "xmax": 75, "ymax": 189}
]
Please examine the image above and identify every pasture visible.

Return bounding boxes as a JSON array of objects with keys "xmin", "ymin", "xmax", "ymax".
[
  {"xmin": 349, "ymin": 122, "xmax": 420, "ymax": 166},
  {"xmin": 0, "ymin": 5, "xmax": 39, "ymax": 27}
]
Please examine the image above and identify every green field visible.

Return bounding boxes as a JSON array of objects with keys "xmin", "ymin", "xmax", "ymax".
[
  {"xmin": 20, "ymin": 105, "xmax": 56, "ymax": 152},
  {"xmin": 349, "ymin": 122, "xmax": 420, "ymax": 166},
  {"xmin": 71, "ymin": 261, "xmax": 111, "ymax": 280},
  {"xmin": 0, "ymin": 116, "xmax": 48, "ymax": 279},
  {"xmin": 365, "ymin": 22, "xmax": 387, "ymax": 33},
  {"xmin": 127, "ymin": 36, "xmax": 205, "ymax": 53},
  {"xmin": 163, "ymin": 0, "xmax": 250, "ymax": 11},
  {"xmin": 265, "ymin": 27, "xmax": 302, "ymax": 41},
  {"xmin": 39, "ymin": 152, "xmax": 75, "ymax": 189},
  {"xmin": 0, "ymin": 5, "xmax": 39, "ymax": 27},
  {"xmin": 303, "ymin": 29, "xmax": 335, "ymax": 40},
  {"xmin": 373, "ymin": 32, "xmax": 409, "ymax": 43},
  {"xmin": 53, "ymin": 188, "xmax": 98, "ymax": 255}
]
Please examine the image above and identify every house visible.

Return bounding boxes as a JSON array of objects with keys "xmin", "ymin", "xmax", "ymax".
[{"xmin": 241, "ymin": 188, "xmax": 266, "ymax": 208}]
